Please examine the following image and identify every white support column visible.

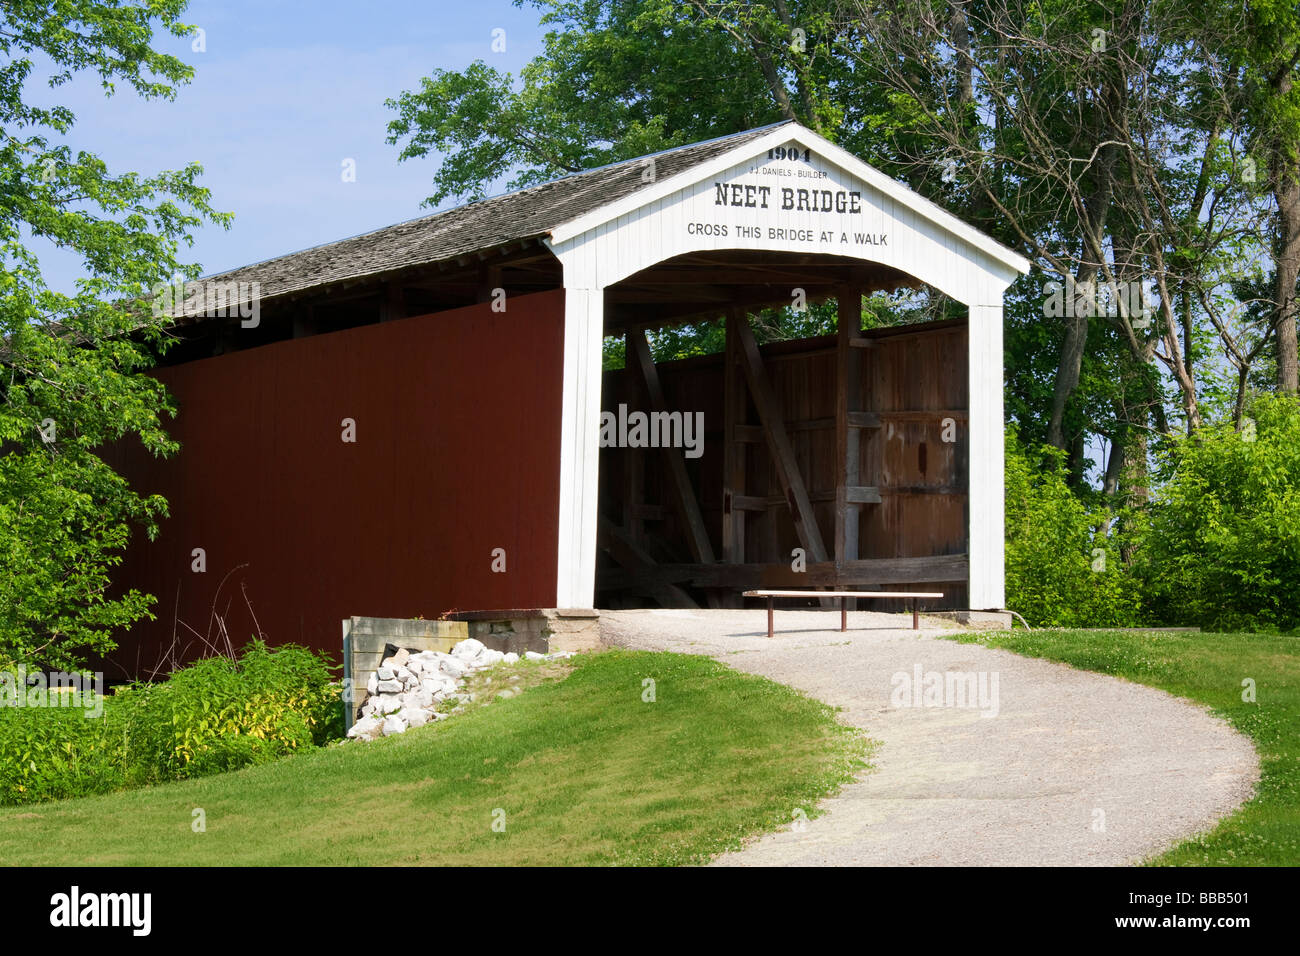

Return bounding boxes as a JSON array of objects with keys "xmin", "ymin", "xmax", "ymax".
[
  {"xmin": 555, "ymin": 285, "xmax": 605, "ymax": 608},
  {"xmin": 967, "ymin": 302, "xmax": 1006, "ymax": 610}
]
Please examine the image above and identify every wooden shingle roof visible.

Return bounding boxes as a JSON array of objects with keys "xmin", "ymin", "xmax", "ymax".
[{"xmin": 176, "ymin": 121, "xmax": 793, "ymax": 318}]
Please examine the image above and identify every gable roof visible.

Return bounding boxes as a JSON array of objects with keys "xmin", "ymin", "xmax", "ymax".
[
  {"xmin": 177, "ymin": 119, "xmax": 1031, "ymax": 320},
  {"xmin": 548, "ymin": 123, "xmax": 1032, "ymax": 278},
  {"xmin": 173, "ymin": 122, "xmax": 791, "ymax": 319}
]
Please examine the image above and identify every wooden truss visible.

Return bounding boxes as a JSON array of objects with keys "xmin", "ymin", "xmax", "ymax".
[{"xmin": 597, "ymin": 282, "xmax": 969, "ymax": 609}]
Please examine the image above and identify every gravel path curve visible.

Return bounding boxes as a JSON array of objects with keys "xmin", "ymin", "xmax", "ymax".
[{"xmin": 600, "ymin": 608, "xmax": 1259, "ymax": 866}]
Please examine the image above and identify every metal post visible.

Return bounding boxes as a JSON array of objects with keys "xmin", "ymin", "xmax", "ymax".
[
  {"xmin": 912, "ymin": 597, "xmax": 919, "ymax": 630},
  {"xmin": 840, "ymin": 595, "xmax": 847, "ymax": 632},
  {"xmin": 767, "ymin": 595, "xmax": 774, "ymax": 639}
]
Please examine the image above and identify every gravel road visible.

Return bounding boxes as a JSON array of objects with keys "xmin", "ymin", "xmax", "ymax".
[{"xmin": 600, "ymin": 608, "xmax": 1259, "ymax": 866}]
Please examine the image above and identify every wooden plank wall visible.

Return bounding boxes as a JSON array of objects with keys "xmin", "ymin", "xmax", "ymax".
[
  {"xmin": 596, "ymin": 319, "xmax": 969, "ymax": 607},
  {"xmin": 102, "ymin": 290, "xmax": 567, "ymax": 677}
]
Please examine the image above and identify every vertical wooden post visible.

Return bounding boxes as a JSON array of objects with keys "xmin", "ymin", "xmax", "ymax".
[
  {"xmin": 835, "ymin": 284, "xmax": 864, "ymax": 605},
  {"xmin": 380, "ymin": 282, "xmax": 406, "ymax": 322},
  {"xmin": 734, "ymin": 314, "xmax": 828, "ymax": 564},
  {"xmin": 292, "ymin": 303, "xmax": 316, "ymax": 339},
  {"xmin": 968, "ymin": 302, "xmax": 1006, "ymax": 610},
  {"xmin": 475, "ymin": 264, "xmax": 503, "ymax": 305},
  {"xmin": 622, "ymin": 330, "xmax": 645, "ymax": 545},
  {"xmin": 555, "ymin": 286, "xmax": 604, "ymax": 609}
]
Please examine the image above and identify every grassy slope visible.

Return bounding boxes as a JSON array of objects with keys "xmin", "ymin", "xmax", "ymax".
[
  {"xmin": 942, "ymin": 628, "xmax": 1299, "ymax": 866},
  {"xmin": 0, "ymin": 649, "xmax": 868, "ymax": 866}
]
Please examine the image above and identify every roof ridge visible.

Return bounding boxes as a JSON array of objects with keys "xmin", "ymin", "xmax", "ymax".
[{"xmin": 199, "ymin": 121, "xmax": 799, "ymax": 284}]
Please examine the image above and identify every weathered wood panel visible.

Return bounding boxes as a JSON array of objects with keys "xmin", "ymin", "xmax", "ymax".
[{"xmin": 597, "ymin": 318, "xmax": 969, "ymax": 608}]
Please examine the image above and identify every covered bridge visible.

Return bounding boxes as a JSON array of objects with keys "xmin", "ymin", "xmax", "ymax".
[{"xmin": 108, "ymin": 120, "xmax": 1030, "ymax": 671}]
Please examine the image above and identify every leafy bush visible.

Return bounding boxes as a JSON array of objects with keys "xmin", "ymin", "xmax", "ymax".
[
  {"xmin": 115, "ymin": 641, "xmax": 340, "ymax": 783},
  {"xmin": 0, "ymin": 642, "xmax": 341, "ymax": 806},
  {"xmin": 1004, "ymin": 431, "xmax": 1143, "ymax": 627},
  {"xmin": 1141, "ymin": 395, "xmax": 1300, "ymax": 630},
  {"xmin": 0, "ymin": 702, "xmax": 129, "ymax": 805}
]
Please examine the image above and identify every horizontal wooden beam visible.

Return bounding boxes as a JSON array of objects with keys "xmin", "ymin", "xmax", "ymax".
[
  {"xmin": 880, "ymin": 409, "xmax": 968, "ymax": 422},
  {"xmin": 733, "ymin": 413, "xmax": 879, "ymax": 438},
  {"xmin": 609, "ymin": 268, "xmax": 841, "ymax": 287},
  {"xmin": 597, "ymin": 554, "xmax": 970, "ymax": 591},
  {"xmin": 849, "ymin": 411, "xmax": 881, "ymax": 428},
  {"xmin": 845, "ymin": 485, "xmax": 882, "ymax": 504},
  {"xmin": 747, "ymin": 487, "xmax": 880, "ymax": 507}
]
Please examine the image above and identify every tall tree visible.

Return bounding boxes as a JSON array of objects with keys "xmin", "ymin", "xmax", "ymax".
[
  {"xmin": 0, "ymin": 0, "xmax": 227, "ymax": 669},
  {"xmin": 1241, "ymin": 0, "xmax": 1300, "ymax": 393},
  {"xmin": 386, "ymin": 0, "xmax": 869, "ymax": 207},
  {"xmin": 389, "ymin": 0, "xmax": 1283, "ymax": 478}
]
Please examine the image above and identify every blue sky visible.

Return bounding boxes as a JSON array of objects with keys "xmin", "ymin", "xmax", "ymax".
[{"xmin": 31, "ymin": 0, "xmax": 550, "ymax": 293}]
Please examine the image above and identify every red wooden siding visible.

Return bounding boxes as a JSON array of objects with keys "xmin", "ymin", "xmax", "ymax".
[{"xmin": 105, "ymin": 289, "xmax": 565, "ymax": 675}]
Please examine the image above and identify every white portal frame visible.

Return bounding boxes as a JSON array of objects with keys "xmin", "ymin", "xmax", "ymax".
[{"xmin": 545, "ymin": 124, "xmax": 1031, "ymax": 610}]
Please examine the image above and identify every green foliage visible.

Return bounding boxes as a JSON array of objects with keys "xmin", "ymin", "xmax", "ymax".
[
  {"xmin": 1142, "ymin": 395, "xmax": 1300, "ymax": 630},
  {"xmin": 1006, "ymin": 396, "xmax": 1300, "ymax": 631},
  {"xmin": 1004, "ymin": 431, "xmax": 1143, "ymax": 627},
  {"xmin": 385, "ymin": 1, "xmax": 818, "ymax": 207},
  {"xmin": 0, "ymin": 700, "xmax": 126, "ymax": 805},
  {"xmin": 0, "ymin": 1, "xmax": 230, "ymax": 670},
  {"xmin": 0, "ymin": 642, "xmax": 340, "ymax": 806}
]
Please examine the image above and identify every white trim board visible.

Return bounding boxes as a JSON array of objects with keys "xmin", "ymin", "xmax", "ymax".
[{"xmin": 548, "ymin": 124, "xmax": 1031, "ymax": 278}]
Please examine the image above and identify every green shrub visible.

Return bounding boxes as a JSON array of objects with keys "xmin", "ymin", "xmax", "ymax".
[
  {"xmin": 115, "ymin": 641, "xmax": 339, "ymax": 784},
  {"xmin": 1141, "ymin": 394, "xmax": 1300, "ymax": 630},
  {"xmin": 1004, "ymin": 431, "xmax": 1143, "ymax": 627},
  {"xmin": 0, "ymin": 641, "xmax": 340, "ymax": 806},
  {"xmin": 0, "ymin": 700, "xmax": 127, "ymax": 805}
]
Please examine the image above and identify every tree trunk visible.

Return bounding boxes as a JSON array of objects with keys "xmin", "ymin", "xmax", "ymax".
[
  {"xmin": 1273, "ymin": 153, "xmax": 1300, "ymax": 393},
  {"xmin": 1047, "ymin": 304, "xmax": 1090, "ymax": 450}
]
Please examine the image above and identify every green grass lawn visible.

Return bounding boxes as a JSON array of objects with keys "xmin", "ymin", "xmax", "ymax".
[
  {"xmin": 0, "ymin": 649, "xmax": 868, "ymax": 866},
  {"xmin": 941, "ymin": 628, "xmax": 1299, "ymax": 866}
]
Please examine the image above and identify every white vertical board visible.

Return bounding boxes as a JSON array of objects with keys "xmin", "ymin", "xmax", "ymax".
[
  {"xmin": 554, "ymin": 283, "xmax": 603, "ymax": 608},
  {"xmin": 968, "ymin": 302, "xmax": 1006, "ymax": 609}
]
